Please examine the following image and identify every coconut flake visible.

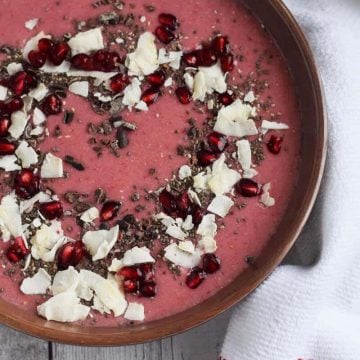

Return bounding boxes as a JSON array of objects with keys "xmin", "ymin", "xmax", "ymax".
[
  {"xmin": 80, "ymin": 207, "xmax": 99, "ymax": 223},
  {"xmin": 208, "ymin": 195, "xmax": 234, "ymax": 217},
  {"xmin": 82, "ymin": 225, "xmax": 119, "ymax": 261},
  {"xmin": 182, "ymin": 215, "xmax": 194, "ymax": 231},
  {"xmin": 15, "ymin": 140, "xmax": 38, "ymax": 168},
  {"xmin": 33, "ymin": 108, "xmax": 46, "ymax": 125},
  {"xmin": 187, "ymin": 189, "xmax": 202, "ymax": 207},
  {"xmin": 37, "ymin": 291, "xmax": 90, "ymax": 322},
  {"xmin": 126, "ymin": 32, "xmax": 159, "ymax": 76},
  {"xmin": 67, "ymin": 69, "xmax": 117, "ymax": 81},
  {"xmin": 122, "ymin": 77, "xmax": 142, "ymax": 109},
  {"xmin": 164, "ymin": 243, "xmax": 201, "ymax": 268},
  {"xmin": 9, "ymin": 111, "xmax": 29, "ymax": 139},
  {"xmin": 124, "ymin": 303, "xmax": 145, "ymax": 321},
  {"xmin": 0, "ymin": 193, "xmax": 23, "ymax": 238},
  {"xmin": 260, "ymin": 183, "xmax": 275, "ymax": 207},
  {"xmin": 41, "ymin": 153, "xmax": 63, "ymax": 178},
  {"xmin": 166, "ymin": 223, "xmax": 187, "ymax": 241},
  {"xmin": 68, "ymin": 28, "xmax": 104, "ymax": 56},
  {"xmin": 122, "ymin": 246, "xmax": 155, "ymax": 266},
  {"xmin": 52, "ymin": 266, "xmax": 80, "ymax": 295},
  {"xmin": 243, "ymin": 168, "xmax": 258, "ymax": 179},
  {"xmin": 25, "ymin": 18, "xmax": 39, "ymax": 30},
  {"xmin": 197, "ymin": 237, "xmax": 217, "ymax": 254},
  {"xmin": 0, "ymin": 85, "xmax": 7, "ymax": 101},
  {"xmin": 30, "ymin": 126, "xmax": 44, "ymax": 136},
  {"xmin": 261, "ymin": 120, "xmax": 289, "ymax": 131},
  {"xmin": 183, "ymin": 72, "xmax": 194, "ymax": 91},
  {"xmin": 20, "ymin": 192, "xmax": 51, "ymax": 214},
  {"xmin": 68, "ymin": 81, "xmax": 89, "ymax": 98},
  {"xmin": 178, "ymin": 240, "xmax": 195, "ymax": 254},
  {"xmin": 7, "ymin": 63, "xmax": 23, "ymax": 75},
  {"xmin": 179, "ymin": 165, "xmax": 192, "ymax": 180},
  {"xmin": 134, "ymin": 100, "xmax": 148, "ymax": 111},
  {"xmin": 0, "ymin": 155, "xmax": 21, "ymax": 172},
  {"xmin": 157, "ymin": 49, "xmax": 183, "ymax": 69},
  {"xmin": 236, "ymin": 139, "xmax": 252, "ymax": 171},
  {"xmin": 108, "ymin": 258, "xmax": 123, "ymax": 272},
  {"xmin": 244, "ymin": 90, "xmax": 256, "ymax": 103},
  {"xmin": 20, "ymin": 268, "xmax": 51, "ymax": 295},
  {"xmin": 196, "ymin": 214, "xmax": 217, "ymax": 238},
  {"xmin": 164, "ymin": 77, "xmax": 173, "ymax": 87},
  {"xmin": 23, "ymin": 31, "xmax": 51, "ymax": 61},
  {"xmin": 193, "ymin": 172, "xmax": 210, "ymax": 192}
]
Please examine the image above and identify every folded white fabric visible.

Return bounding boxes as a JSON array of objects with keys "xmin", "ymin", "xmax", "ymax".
[{"xmin": 221, "ymin": 1, "xmax": 360, "ymax": 359}]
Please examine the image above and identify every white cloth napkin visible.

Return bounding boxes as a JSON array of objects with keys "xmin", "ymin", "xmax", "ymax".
[{"xmin": 221, "ymin": 1, "xmax": 360, "ymax": 359}]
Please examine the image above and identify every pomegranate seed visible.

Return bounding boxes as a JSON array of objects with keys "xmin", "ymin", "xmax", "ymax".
[
  {"xmin": 38, "ymin": 38, "xmax": 54, "ymax": 55},
  {"xmin": 0, "ymin": 139, "xmax": 16, "ymax": 155},
  {"xmin": 182, "ymin": 51, "xmax": 200, "ymax": 67},
  {"xmin": 207, "ymin": 132, "xmax": 228, "ymax": 153},
  {"xmin": 39, "ymin": 201, "xmax": 63, "ymax": 220},
  {"xmin": 123, "ymin": 279, "xmax": 139, "ymax": 293},
  {"xmin": 202, "ymin": 253, "xmax": 221, "ymax": 274},
  {"xmin": 0, "ymin": 118, "xmax": 10, "ymax": 137},
  {"xmin": 267, "ymin": 135, "xmax": 283, "ymax": 154},
  {"xmin": 14, "ymin": 169, "xmax": 40, "ymax": 199},
  {"xmin": 71, "ymin": 53, "xmax": 94, "ymax": 71},
  {"xmin": 177, "ymin": 192, "xmax": 192, "ymax": 213},
  {"xmin": 197, "ymin": 48, "xmax": 217, "ymax": 67},
  {"xmin": 159, "ymin": 189, "xmax": 177, "ymax": 215},
  {"xmin": 139, "ymin": 263, "xmax": 155, "ymax": 281},
  {"xmin": 0, "ymin": 97, "xmax": 24, "ymax": 116},
  {"xmin": 57, "ymin": 241, "xmax": 86, "ymax": 270},
  {"xmin": 6, "ymin": 237, "xmax": 29, "ymax": 263},
  {"xmin": 28, "ymin": 50, "xmax": 47, "ymax": 69},
  {"xmin": 218, "ymin": 92, "xmax": 234, "ymax": 106},
  {"xmin": 186, "ymin": 267, "xmax": 206, "ymax": 289},
  {"xmin": 175, "ymin": 86, "xmax": 192, "ymax": 104},
  {"xmin": 110, "ymin": 73, "xmax": 130, "ymax": 93},
  {"xmin": 146, "ymin": 71, "xmax": 166, "ymax": 87},
  {"xmin": 211, "ymin": 36, "xmax": 229, "ymax": 55},
  {"xmin": 118, "ymin": 266, "xmax": 142, "ymax": 280},
  {"xmin": 197, "ymin": 150, "xmax": 219, "ymax": 166},
  {"xmin": 49, "ymin": 42, "xmax": 70, "ymax": 66},
  {"xmin": 100, "ymin": 200, "xmax": 121, "ymax": 221},
  {"xmin": 40, "ymin": 94, "xmax": 62, "ymax": 116},
  {"xmin": 141, "ymin": 87, "xmax": 161, "ymax": 105},
  {"xmin": 139, "ymin": 280, "xmax": 157, "ymax": 297},
  {"xmin": 106, "ymin": 51, "xmax": 121, "ymax": 71},
  {"xmin": 8, "ymin": 71, "xmax": 37, "ymax": 96},
  {"xmin": 192, "ymin": 206, "xmax": 204, "ymax": 226},
  {"xmin": 236, "ymin": 178, "xmax": 261, "ymax": 197},
  {"xmin": 158, "ymin": 13, "xmax": 179, "ymax": 30},
  {"xmin": 220, "ymin": 53, "xmax": 234, "ymax": 72},
  {"xmin": 155, "ymin": 26, "xmax": 175, "ymax": 44}
]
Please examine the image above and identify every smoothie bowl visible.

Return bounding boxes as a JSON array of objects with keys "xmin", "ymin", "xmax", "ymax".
[{"xmin": 0, "ymin": 0, "xmax": 325, "ymax": 345}]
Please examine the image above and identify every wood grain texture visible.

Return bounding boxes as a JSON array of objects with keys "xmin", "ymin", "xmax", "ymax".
[{"xmin": 0, "ymin": 325, "xmax": 48, "ymax": 360}]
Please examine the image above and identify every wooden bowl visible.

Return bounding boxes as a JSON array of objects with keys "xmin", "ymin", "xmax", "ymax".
[{"xmin": 0, "ymin": 0, "xmax": 326, "ymax": 345}]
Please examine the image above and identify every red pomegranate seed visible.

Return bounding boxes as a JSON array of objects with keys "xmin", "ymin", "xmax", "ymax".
[
  {"xmin": 218, "ymin": 92, "xmax": 234, "ymax": 106},
  {"xmin": 0, "ymin": 118, "xmax": 10, "ymax": 137},
  {"xmin": 6, "ymin": 237, "xmax": 29, "ymax": 263},
  {"xmin": 39, "ymin": 201, "xmax": 63, "ymax": 220},
  {"xmin": 175, "ymin": 86, "xmax": 192, "ymax": 104},
  {"xmin": 155, "ymin": 26, "xmax": 175, "ymax": 44},
  {"xmin": 28, "ymin": 50, "xmax": 47, "ymax": 69},
  {"xmin": 110, "ymin": 73, "xmax": 130, "ymax": 93},
  {"xmin": 49, "ymin": 42, "xmax": 70, "ymax": 66},
  {"xmin": 106, "ymin": 51, "xmax": 121, "ymax": 71},
  {"xmin": 38, "ymin": 38, "xmax": 54, "ymax": 55},
  {"xmin": 14, "ymin": 169, "xmax": 40, "ymax": 199},
  {"xmin": 71, "ymin": 53, "xmax": 94, "ymax": 71},
  {"xmin": 159, "ymin": 189, "xmax": 177, "ymax": 215},
  {"xmin": 0, "ymin": 139, "xmax": 16, "ymax": 155},
  {"xmin": 192, "ymin": 205, "xmax": 204, "ymax": 226},
  {"xmin": 57, "ymin": 241, "xmax": 86, "ymax": 270},
  {"xmin": 186, "ymin": 267, "xmax": 206, "ymax": 289},
  {"xmin": 211, "ymin": 36, "xmax": 229, "ymax": 55},
  {"xmin": 197, "ymin": 150, "xmax": 219, "ymax": 166},
  {"xmin": 236, "ymin": 178, "xmax": 261, "ymax": 197},
  {"xmin": 207, "ymin": 132, "xmax": 228, "ymax": 153},
  {"xmin": 202, "ymin": 253, "xmax": 221, "ymax": 274},
  {"xmin": 40, "ymin": 94, "xmax": 62, "ymax": 116},
  {"xmin": 118, "ymin": 266, "xmax": 141, "ymax": 280},
  {"xmin": 177, "ymin": 192, "xmax": 192, "ymax": 213},
  {"xmin": 141, "ymin": 87, "xmax": 161, "ymax": 105},
  {"xmin": 100, "ymin": 200, "xmax": 121, "ymax": 221},
  {"xmin": 139, "ymin": 280, "xmax": 157, "ymax": 297},
  {"xmin": 220, "ymin": 53, "xmax": 234, "ymax": 72},
  {"xmin": 183, "ymin": 51, "xmax": 200, "ymax": 67},
  {"xmin": 139, "ymin": 263, "xmax": 155, "ymax": 281},
  {"xmin": 146, "ymin": 71, "xmax": 166, "ymax": 87},
  {"xmin": 197, "ymin": 48, "xmax": 217, "ymax": 67},
  {"xmin": 0, "ymin": 97, "xmax": 24, "ymax": 116},
  {"xmin": 158, "ymin": 13, "xmax": 179, "ymax": 30},
  {"xmin": 123, "ymin": 279, "xmax": 139, "ymax": 293},
  {"xmin": 8, "ymin": 71, "xmax": 37, "ymax": 96},
  {"xmin": 267, "ymin": 135, "xmax": 283, "ymax": 154}
]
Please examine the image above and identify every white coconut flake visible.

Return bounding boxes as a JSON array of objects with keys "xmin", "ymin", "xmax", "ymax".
[
  {"xmin": 108, "ymin": 258, "xmax": 123, "ymax": 272},
  {"xmin": 30, "ymin": 126, "xmax": 44, "ymax": 136},
  {"xmin": 37, "ymin": 291, "xmax": 90, "ymax": 322},
  {"xmin": 183, "ymin": 72, "xmax": 194, "ymax": 91},
  {"xmin": 15, "ymin": 140, "xmax": 38, "ymax": 168},
  {"xmin": 82, "ymin": 225, "xmax": 119, "ymax": 261},
  {"xmin": 0, "ymin": 85, "xmax": 7, "ymax": 101},
  {"xmin": 158, "ymin": 49, "xmax": 183, "ymax": 69},
  {"xmin": 41, "ymin": 60, "xmax": 71, "ymax": 73},
  {"xmin": 260, "ymin": 183, "xmax": 275, "ymax": 207},
  {"xmin": 0, "ymin": 193, "xmax": 23, "ymax": 239},
  {"xmin": 29, "ymin": 83, "xmax": 48, "ymax": 101},
  {"xmin": 33, "ymin": 108, "xmax": 46, "ymax": 125},
  {"xmin": 41, "ymin": 153, "xmax": 63, "ymax": 178},
  {"xmin": 179, "ymin": 165, "xmax": 192, "ymax": 179},
  {"xmin": 164, "ymin": 243, "xmax": 201, "ymax": 268},
  {"xmin": 20, "ymin": 192, "xmax": 51, "ymax": 214},
  {"xmin": 214, "ymin": 99, "xmax": 258, "ymax": 137},
  {"xmin": 126, "ymin": 32, "xmax": 159, "ymax": 76},
  {"xmin": 244, "ymin": 90, "xmax": 256, "ymax": 103},
  {"xmin": 164, "ymin": 77, "xmax": 173, "ymax": 87},
  {"xmin": 25, "ymin": 18, "xmax": 39, "ymax": 30},
  {"xmin": 20, "ymin": 268, "xmax": 51, "ymax": 295},
  {"xmin": 9, "ymin": 112, "xmax": 29, "ymax": 139},
  {"xmin": 193, "ymin": 172, "xmax": 210, "ymax": 192},
  {"xmin": 261, "ymin": 120, "xmax": 289, "ymax": 131},
  {"xmin": 188, "ymin": 189, "xmax": 202, "ymax": 207},
  {"xmin": 192, "ymin": 70, "xmax": 206, "ymax": 101},
  {"xmin": 243, "ymin": 168, "xmax": 258, "ymax": 179},
  {"xmin": 68, "ymin": 28, "xmax": 104, "ymax": 56},
  {"xmin": 122, "ymin": 77, "xmax": 142, "ymax": 109},
  {"xmin": 236, "ymin": 139, "xmax": 252, "ymax": 171},
  {"xmin": 208, "ymin": 195, "xmax": 234, "ymax": 217},
  {"xmin": 122, "ymin": 246, "xmax": 155, "ymax": 266},
  {"xmin": 178, "ymin": 240, "xmax": 195, "ymax": 254},
  {"xmin": 67, "ymin": 69, "xmax": 117, "ymax": 81},
  {"xmin": 7, "ymin": 63, "xmax": 23, "ymax": 75},
  {"xmin": 68, "ymin": 81, "xmax": 89, "ymax": 98},
  {"xmin": 23, "ymin": 31, "xmax": 51, "ymax": 61},
  {"xmin": 0, "ymin": 155, "xmax": 21, "ymax": 172},
  {"xmin": 182, "ymin": 215, "xmax": 194, "ymax": 231},
  {"xmin": 166, "ymin": 223, "xmax": 187, "ymax": 241},
  {"xmin": 52, "ymin": 266, "xmax": 80, "ymax": 295},
  {"xmin": 80, "ymin": 207, "xmax": 99, "ymax": 223},
  {"xmin": 196, "ymin": 214, "xmax": 217, "ymax": 238},
  {"xmin": 197, "ymin": 237, "xmax": 217, "ymax": 254},
  {"xmin": 134, "ymin": 100, "xmax": 148, "ymax": 111},
  {"xmin": 124, "ymin": 303, "xmax": 145, "ymax": 321}
]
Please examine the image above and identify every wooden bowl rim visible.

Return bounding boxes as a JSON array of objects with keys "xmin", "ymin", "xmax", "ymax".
[{"xmin": 0, "ymin": 0, "xmax": 327, "ymax": 346}]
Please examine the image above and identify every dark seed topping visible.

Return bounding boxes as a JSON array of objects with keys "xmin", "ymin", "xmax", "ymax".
[
  {"xmin": 63, "ymin": 110, "xmax": 75, "ymax": 124},
  {"xmin": 116, "ymin": 127, "xmax": 129, "ymax": 148},
  {"xmin": 64, "ymin": 155, "xmax": 85, "ymax": 171}
]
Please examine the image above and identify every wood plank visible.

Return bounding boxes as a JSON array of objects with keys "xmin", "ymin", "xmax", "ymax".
[{"xmin": 0, "ymin": 325, "xmax": 48, "ymax": 360}]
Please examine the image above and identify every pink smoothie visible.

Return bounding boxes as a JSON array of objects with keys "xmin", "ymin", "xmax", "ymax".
[{"xmin": 0, "ymin": 0, "xmax": 300, "ymax": 326}]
